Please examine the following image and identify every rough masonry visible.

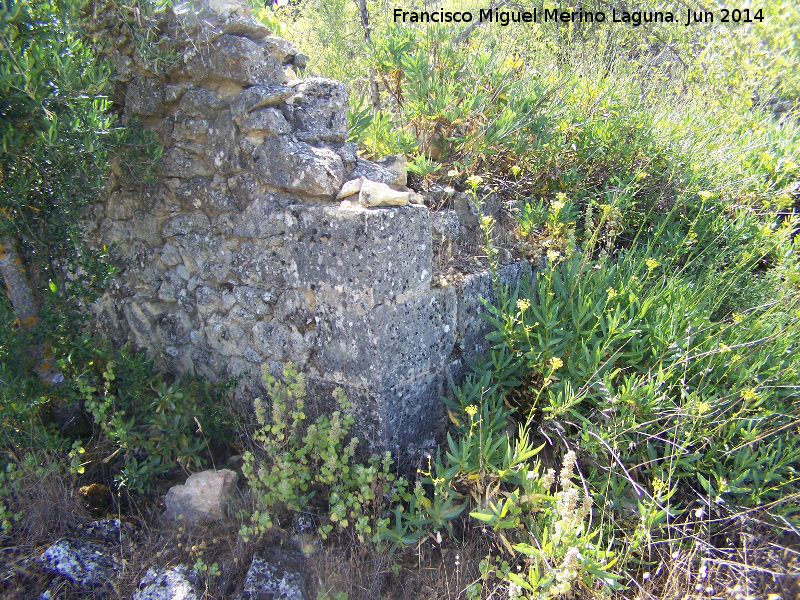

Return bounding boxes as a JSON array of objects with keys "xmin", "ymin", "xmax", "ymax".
[{"xmin": 90, "ymin": 0, "xmax": 529, "ymax": 462}]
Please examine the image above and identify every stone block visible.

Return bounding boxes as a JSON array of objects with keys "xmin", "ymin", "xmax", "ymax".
[
  {"xmin": 305, "ymin": 372, "xmax": 444, "ymax": 461},
  {"xmin": 235, "ymin": 106, "xmax": 290, "ymax": 134},
  {"xmin": 133, "ymin": 566, "xmax": 201, "ymax": 600},
  {"xmin": 230, "ymin": 84, "xmax": 294, "ymax": 120},
  {"xmin": 315, "ymin": 286, "xmax": 456, "ymax": 389},
  {"xmin": 126, "ymin": 75, "xmax": 166, "ymax": 116},
  {"xmin": 176, "ymin": 177, "xmax": 238, "ymax": 213},
  {"xmin": 38, "ymin": 538, "xmax": 120, "ymax": 589},
  {"xmin": 283, "ymin": 77, "xmax": 348, "ymax": 144},
  {"xmin": 284, "ymin": 204, "xmax": 432, "ymax": 302},
  {"xmin": 250, "ymin": 135, "xmax": 344, "ymax": 198},
  {"xmin": 232, "ymin": 195, "xmax": 285, "ymax": 239},
  {"xmin": 179, "ymin": 87, "xmax": 226, "ymax": 118},
  {"xmin": 207, "ymin": 109, "xmax": 241, "ymax": 174},
  {"xmin": 349, "ymin": 158, "xmax": 402, "ymax": 187},
  {"xmin": 455, "ymin": 259, "xmax": 531, "ymax": 360},
  {"xmin": 185, "ymin": 34, "xmax": 283, "ymax": 87}
]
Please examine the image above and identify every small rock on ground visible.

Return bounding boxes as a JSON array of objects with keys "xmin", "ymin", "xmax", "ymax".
[
  {"xmin": 240, "ymin": 547, "xmax": 310, "ymax": 600},
  {"xmin": 37, "ymin": 538, "xmax": 120, "ymax": 589},
  {"xmin": 132, "ymin": 565, "xmax": 201, "ymax": 600},
  {"xmin": 164, "ymin": 468, "xmax": 238, "ymax": 525}
]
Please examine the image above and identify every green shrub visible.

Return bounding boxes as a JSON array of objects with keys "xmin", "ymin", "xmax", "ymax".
[
  {"xmin": 77, "ymin": 345, "xmax": 237, "ymax": 494},
  {"xmin": 241, "ymin": 364, "xmax": 401, "ymax": 544}
]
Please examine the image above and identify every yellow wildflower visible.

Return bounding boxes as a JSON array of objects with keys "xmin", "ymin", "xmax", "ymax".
[
  {"xmin": 549, "ymin": 357, "xmax": 564, "ymax": 370},
  {"xmin": 606, "ymin": 287, "xmax": 618, "ymax": 299},
  {"xmin": 645, "ymin": 258, "xmax": 660, "ymax": 271},
  {"xmin": 732, "ymin": 312, "xmax": 744, "ymax": 323},
  {"xmin": 465, "ymin": 405, "xmax": 478, "ymax": 417},
  {"xmin": 547, "ymin": 250, "xmax": 561, "ymax": 264},
  {"xmin": 741, "ymin": 388, "xmax": 758, "ymax": 403},
  {"xmin": 516, "ymin": 298, "xmax": 531, "ymax": 312}
]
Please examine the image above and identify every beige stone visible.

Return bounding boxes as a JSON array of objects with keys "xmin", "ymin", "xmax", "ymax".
[
  {"xmin": 164, "ymin": 469, "xmax": 238, "ymax": 525},
  {"xmin": 336, "ymin": 177, "xmax": 363, "ymax": 200},
  {"xmin": 358, "ymin": 179, "xmax": 410, "ymax": 207}
]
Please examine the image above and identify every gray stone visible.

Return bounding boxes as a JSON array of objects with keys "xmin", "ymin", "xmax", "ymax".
[
  {"xmin": 180, "ymin": 87, "xmax": 226, "ymax": 118},
  {"xmin": 106, "ymin": 191, "xmax": 133, "ymax": 220},
  {"xmin": 230, "ymin": 242, "xmax": 286, "ymax": 287},
  {"xmin": 375, "ymin": 154, "xmax": 407, "ymax": 187},
  {"xmin": 186, "ymin": 34, "xmax": 283, "ymax": 87},
  {"xmin": 205, "ymin": 312, "xmax": 248, "ymax": 357},
  {"xmin": 335, "ymin": 142, "xmax": 358, "ymax": 173},
  {"xmin": 232, "ymin": 195, "xmax": 285, "ymax": 239},
  {"xmin": 177, "ymin": 178, "xmax": 238, "ymax": 213},
  {"xmin": 133, "ymin": 565, "xmax": 201, "ymax": 600},
  {"xmin": 233, "ymin": 286, "xmax": 274, "ymax": 315},
  {"xmin": 127, "ymin": 76, "xmax": 166, "ymax": 116},
  {"xmin": 164, "ymin": 469, "xmax": 238, "ymax": 525},
  {"xmin": 250, "ymin": 135, "xmax": 344, "ymax": 198},
  {"xmin": 349, "ymin": 158, "xmax": 402, "ymax": 187},
  {"xmin": 165, "ymin": 82, "xmax": 192, "ymax": 103},
  {"xmin": 109, "ymin": 49, "xmax": 134, "ymax": 82},
  {"xmin": 235, "ymin": 106, "xmax": 290, "ymax": 134},
  {"xmin": 283, "ymin": 77, "xmax": 348, "ymax": 144},
  {"xmin": 207, "ymin": 109, "xmax": 241, "ymax": 174},
  {"xmin": 455, "ymin": 260, "xmax": 531, "ymax": 359},
  {"xmin": 239, "ymin": 548, "xmax": 310, "ymax": 600},
  {"xmin": 274, "ymin": 288, "xmax": 315, "ymax": 326},
  {"xmin": 163, "ymin": 212, "xmax": 211, "ymax": 237},
  {"xmin": 284, "ymin": 204, "xmax": 432, "ymax": 303},
  {"xmin": 433, "ymin": 209, "xmax": 460, "ymax": 242},
  {"xmin": 172, "ymin": 116, "xmax": 211, "ymax": 141},
  {"xmin": 251, "ymin": 319, "xmax": 290, "ymax": 361},
  {"xmin": 228, "ymin": 172, "xmax": 263, "ymax": 209},
  {"xmin": 37, "ymin": 538, "xmax": 120, "ymax": 589},
  {"xmin": 162, "ymin": 147, "xmax": 213, "ymax": 178},
  {"xmin": 222, "ymin": 17, "xmax": 272, "ymax": 41},
  {"xmin": 315, "ymin": 286, "xmax": 456, "ymax": 389},
  {"xmin": 259, "ymin": 35, "xmax": 299, "ymax": 61},
  {"xmin": 75, "ymin": 518, "xmax": 136, "ymax": 545},
  {"xmin": 230, "ymin": 85, "xmax": 294, "ymax": 120}
]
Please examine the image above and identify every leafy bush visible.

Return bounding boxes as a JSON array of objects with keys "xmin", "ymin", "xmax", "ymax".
[
  {"xmin": 241, "ymin": 364, "xmax": 401, "ymax": 544},
  {"xmin": 75, "ymin": 345, "xmax": 237, "ymax": 494}
]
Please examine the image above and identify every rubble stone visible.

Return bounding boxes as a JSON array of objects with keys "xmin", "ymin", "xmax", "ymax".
[{"xmin": 164, "ymin": 469, "xmax": 238, "ymax": 524}]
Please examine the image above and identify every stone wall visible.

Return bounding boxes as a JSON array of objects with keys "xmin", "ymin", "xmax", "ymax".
[{"xmin": 91, "ymin": 0, "xmax": 529, "ymax": 462}]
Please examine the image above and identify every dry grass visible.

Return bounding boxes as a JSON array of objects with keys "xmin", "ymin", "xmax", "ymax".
[
  {"xmin": 2, "ymin": 454, "xmax": 797, "ymax": 600},
  {"xmin": 614, "ymin": 510, "xmax": 800, "ymax": 600}
]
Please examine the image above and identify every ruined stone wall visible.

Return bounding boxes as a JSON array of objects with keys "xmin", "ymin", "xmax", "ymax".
[{"xmin": 91, "ymin": 0, "xmax": 529, "ymax": 462}]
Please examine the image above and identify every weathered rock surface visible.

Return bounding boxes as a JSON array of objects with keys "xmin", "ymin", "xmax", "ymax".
[
  {"xmin": 89, "ymin": 0, "xmax": 533, "ymax": 461},
  {"xmin": 358, "ymin": 179, "xmax": 411, "ymax": 207},
  {"xmin": 239, "ymin": 548, "xmax": 310, "ymax": 600},
  {"xmin": 283, "ymin": 78, "xmax": 349, "ymax": 144},
  {"xmin": 164, "ymin": 469, "xmax": 238, "ymax": 524},
  {"xmin": 37, "ymin": 538, "xmax": 120, "ymax": 588},
  {"xmin": 335, "ymin": 177, "xmax": 362, "ymax": 200},
  {"xmin": 74, "ymin": 518, "xmax": 136, "ymax": 544},
  {"xmin": 133, "ymin": 565, "xmax": 201, "ymax": 600},
  {"xmin": 349, "ymin": 157, "xmax": 403, "ymax": 187},
  {"xmin": 433, "ymin": 209, "xmax": 461, "ymax": 242}
]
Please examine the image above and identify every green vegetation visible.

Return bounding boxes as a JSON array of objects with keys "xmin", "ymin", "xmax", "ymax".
[
  {"xmin": 1, "ymin": 0, "xmax": 798, "ymax": 598},
  {"xmin": 276, "ymin": 0, "xmax": 800, "ymax": 597},
  {"xmin": 0, "ymin": 0, "xmax": 235, "ymax": 531}
]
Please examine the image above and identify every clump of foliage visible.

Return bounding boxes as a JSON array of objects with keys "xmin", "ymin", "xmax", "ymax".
[
  {"xmin": 276, "ymin": 1, "xmax": 800, "ymax": 596},
  {"xmin": 241, "ymin": 364, "xmax": 401, "ymax": 544}
]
